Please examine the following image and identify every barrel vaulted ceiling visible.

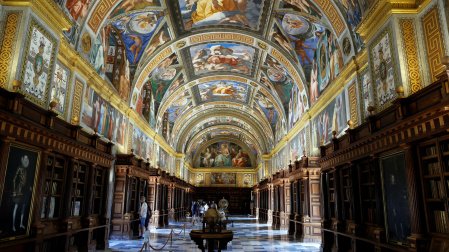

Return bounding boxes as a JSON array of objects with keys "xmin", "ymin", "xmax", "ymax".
[{"xmin": 63, "ymin": 0, "xmax": 370, "ymax": 170}]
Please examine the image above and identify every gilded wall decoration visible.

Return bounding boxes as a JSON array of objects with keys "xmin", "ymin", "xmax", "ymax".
[
  {"xmin": 311, "ymin": 0, "xmax": 346, "ymax": 36},
  {"xmin": 0, "ymin": 13, "xmax": 19, "ymax": 89},
  {"xmin": 422, "ymin": 7, "xmax": 446, "ymax": 82},
  {"xmin": 360, "ymin": 68, "xmax": 373, "ymax": 118},
  {"xmin": 81, "ymin": 33, "xmax": 91, "ymax": 54},
  {"xmin": 369, "ymin": 27, "xmax": 397, "ymax": 110},
  {"xmin": 50, "ymin": 62, "xmax": 70, "ymax": 116},
  {"xmin": 189, "ymin": 33, "xmax": 254, "ymax": 45},
  {"xmin": 88, "ymin": 0, "xmax": 121, "ymax": 33},
  {"xmin": 20, "ymin": 19, "xmax": 56, "ymax": 108},
  {"xmin": 348, "ymin": 80, "xmax": 359, "ymax": 127},
  {"xmin": 70, "ymin": 78, "xmax": 84, "ymax": 124},
  {"xmin": 401, "ymin": 20, "xmax": 421, "ymax": 93}
]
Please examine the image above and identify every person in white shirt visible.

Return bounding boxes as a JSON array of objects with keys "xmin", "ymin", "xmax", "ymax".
[{"xmin": 139, "ymin": 196, "xmax": 148, "ymax": 239}]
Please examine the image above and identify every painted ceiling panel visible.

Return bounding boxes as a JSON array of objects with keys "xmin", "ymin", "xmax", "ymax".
[{"xmin": 60, "ymin": 0, "xmax": 374, "ymax": 171}]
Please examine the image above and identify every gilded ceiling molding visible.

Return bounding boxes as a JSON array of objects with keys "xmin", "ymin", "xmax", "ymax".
[
  {"xmin": 185, "ymin": 124, "xmax": 263, "ymax": 156},
  {"xmin": 174, "ymin": 114, "xmax": 266, "ymax": 151},
  {"xmin": 357, "ymin": 0, "xmax": 432, "ymax": 42},
  {"xmin": 174, "ymin": 108, "xmax": 271, "ymax": 152},
  {"xmin": 192, "ymin": 137, "xmax": 257, "ymax": 169},
  {"xmin": 185, "ymin": 124, "xmax": 263, "ymax": 155},
  {"xmin": 0, "ymin": 0, "xmax": 71, "ymax": 35},
  {"xmin": 173, "ymin": 104, "xmax": 272, "ymax": 142}
]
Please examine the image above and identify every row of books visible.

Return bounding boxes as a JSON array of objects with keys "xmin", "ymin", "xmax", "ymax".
[
  {"xmin": 434, "ymin": 210, "xmax": 449, "ymax": 234},
  {"xmin": 427, "ymin": 162, "xmax": 441, "ymax": 175},
  {"xmin": 45, "ymin": 181, "xmax": 59, "ymax": 195},
  {"xmin": 41, "ymin": 196, "xmax": 55, "ymax": 219},
  {"xmin": 429, "ymin": 180, "xmax": 445, "ymax": 199},
  {"xmin": 425, "ymin": 146, "xmax": 437, "ymax": 156}
]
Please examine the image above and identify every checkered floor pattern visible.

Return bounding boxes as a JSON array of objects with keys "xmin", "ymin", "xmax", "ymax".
[{"xmin": 103, "ymin": 216, "xmax": 320, "ymax": 252}]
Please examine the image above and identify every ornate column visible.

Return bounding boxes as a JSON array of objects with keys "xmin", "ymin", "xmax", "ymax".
[
  {"xmin": 402, "ymin": 144, "xmax": 428, "ymax": 251},
  {"xmin": 281, "ymin": 179, "xmax": 291, "ymax": 231},
  {"xmin": 168, "ymin": 183, "xmax": 174, "ymax": 222},
  {"xmin": 267, "ymin": 184, "xmax": 274, "ymax": 225},
  {"xmin": 255, "ymin": 189, "xmax": 259, "ymax": 219}
]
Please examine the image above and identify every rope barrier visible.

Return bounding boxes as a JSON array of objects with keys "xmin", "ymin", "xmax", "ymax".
[
  {"xmin": 140, "ymin": 230, "xmax": 173, "ymax": 251},
  {"xmin": 172, "ymin": 223, "xmax": 185, "ymax": 235},
  {"xmin": 140, "ymin": 217, "xmax": 194, "ymax": 251}
]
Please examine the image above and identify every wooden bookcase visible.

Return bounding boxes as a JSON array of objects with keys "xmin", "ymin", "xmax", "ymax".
[
  {"xmin": 318, "ymin": 73, "xmax": 449, "ymax": 251},
  {"xmin": 340, "ymin": 166, "xmax": 353, "ymax": 224},
  {"xmin": 41, "ymin": 155, "xmax": 66, "ymax": 219},
  {"xmin": 93, "ymin": 167, "xmax": 105, "ymax": 215},
  {"xmin": 359, "ymin": 161, "xmax": 377, "ymax": 225},
  {"xmin": 0, "ymin": 87, "xmax": 114, "ymax": 252},
  {"xmin": 327, "ymin": 170, "xmax": 336, "ymax": 220},
  {"xmin": 71, "ymin": 162, "xmax": 88, "ymax": 217},
  {"xmin": 418, "ymin": 138, "xmax": 449, "ymax": 235}
]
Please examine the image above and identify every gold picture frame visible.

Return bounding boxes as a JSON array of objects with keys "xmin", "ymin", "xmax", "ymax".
[{"xmin": 0, "ymin": 142, "xmax": 41, "ymax": 242}]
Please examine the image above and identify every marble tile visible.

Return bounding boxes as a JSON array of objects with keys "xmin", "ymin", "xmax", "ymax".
[{"xmin": 102, "ymin": 216, "xmax": 320, "ymax": 252}]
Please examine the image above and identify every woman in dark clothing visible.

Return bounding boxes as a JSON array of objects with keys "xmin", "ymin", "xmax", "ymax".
[{"xmin": 145, "ymin": 202, "xmax": 152, "ymax": 229}]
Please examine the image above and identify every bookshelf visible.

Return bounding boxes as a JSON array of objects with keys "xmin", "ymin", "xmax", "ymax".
[
  {"xmin": 358, "ymin": 161, "xmax": 377, "ymax": 225},
  {"xmin": 327, "ymin": 171, "xmax": 336, "ymax": 219},
  {"xmin": 93, "ymin": 167, "xmax": 105, "ymax": 215},
  {"xmin": 71, "ymin": 162, "xmax": 88, "ymax": 217},
  {"xmin": 340, "ymin": 166, "xmax": 353, "ymax": 222},
  {"xmin": 419, "ymin": 139, "xmax": 449, "ymax": 235},
  {"xmin": 41, "ymin": 155, "xmax": 66, "ymax": 219}
]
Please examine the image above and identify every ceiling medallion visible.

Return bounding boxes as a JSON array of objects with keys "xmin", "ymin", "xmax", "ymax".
[
  {"xmin": 175, "ymin": 40, "xmax": 186, "ymax": 49},
  {"xmin": 343, "ymin": 37, "xmax": 351, "ymax": 57},
  {"xmin": 81, "ymin": 33, "xmax": 92, "ymax": 54},
  {"xmin": 257, "ymin": 41, "xmax": 268, "ymax": 50}
]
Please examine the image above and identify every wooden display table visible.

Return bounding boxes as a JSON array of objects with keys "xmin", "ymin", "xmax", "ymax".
[{"xmin": 189, "ymin": 230, "xmax": 233, "ymax": 252}]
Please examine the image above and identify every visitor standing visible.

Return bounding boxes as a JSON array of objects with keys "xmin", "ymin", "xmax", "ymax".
[{"xmin": 139, "ymin": 196, "xmax": 147, "ymax": 239}]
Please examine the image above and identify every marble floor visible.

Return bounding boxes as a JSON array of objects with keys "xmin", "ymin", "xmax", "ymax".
[{"xmin": 103, "ymin": 216, "xmax": 321, "ymax": 252}]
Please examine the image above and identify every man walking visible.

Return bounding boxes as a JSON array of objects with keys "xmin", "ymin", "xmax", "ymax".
[{"xmin": 139, "ymin": 196, "xmax": 148, "ymax": 239}]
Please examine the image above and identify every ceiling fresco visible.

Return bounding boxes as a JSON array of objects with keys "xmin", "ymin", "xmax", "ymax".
[{"xmin": 59, "ymin": 0, "xmax": 374, "ymax": 171}]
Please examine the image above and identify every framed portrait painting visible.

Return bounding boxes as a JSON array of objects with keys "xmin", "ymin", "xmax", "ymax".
[
  {"xmin": 0, "ymin": 143, "xmax": 41, "ymax": 242},
  {"xmin": 380, "ymin": 151, "xmax": 412, "ymax": 245}
]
